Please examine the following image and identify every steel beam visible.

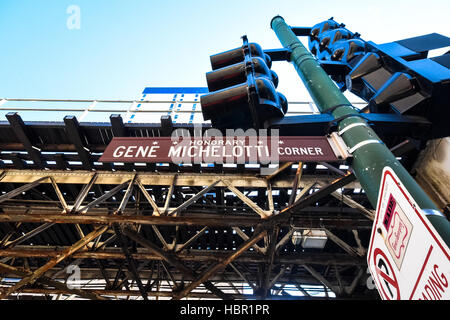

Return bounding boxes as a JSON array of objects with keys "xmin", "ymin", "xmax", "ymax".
[
  {"xmin": 288, "ymin": 162, "xmax": 303, "ymax": 206},
  {"xmin": 136, "ymin": 179, "xmax": 160, "ymax": 216},
  {"xmin": 232, "ymin": 227, "xmax": 266, "ymax": 254},
  {"xmin": 0, "ymin": 262, "xmax": 106, "ymax": 300},
  {"xmin": 49, "ymin": 177, "xmax": 69, "ymax": 212},
  {"xmin": 172, "ymin": 228, "xmax": 267, "ymax": 300},
  {"xmin": 78, "ymin": 180, "xmax": 132, "ymax": 213},
  {"xmin": 0, "ymin": 249, "xmax": 364, "ymax": 267},
  {"xmin": 168, "ymin": 180, "xmax": 221, "ymax": 216},
  {"xmin": 262, "ymin": 226, "xmax": 280, "ymax": 299},
  {"xmin": 325, "ymin": 187, "xmax": 374, "ymax": 220},
  {"xmin": 174, "ymin": 226, "xmax": 208, "ymax": 253},
  {"xmin": 0, "ymin": 176, "xmax": 49, "ymax": 204},
  {"xmin": 0, "ymin": 247, "xmax": 364, "ymax": 266},
  {"xmin": 324, "ymin": 229, "xmax": 364, "ymax": 258},
  {"xmin": 229, "ymin": 263, "xmax": 257, "ymax": 292},
  {"xmin": 162, "ymin": 175, "xmax": 177, "ymax": 215},
  {"xmin": 281, "ymin": 172, "xmax": 356, "ymax": 214},
  {"xmin": 63, "ymin": 116, "xmax": 93, "ymax": 170},
  {"xmin": 0, "ymin": 169, "xmax": 361, "ymax": 189},
  {"xmin": 0, "ymin": 226, "xmax": 109, "ymax": 298},
  {"xmin": 71, "ymin": 173, "xmax": 98, "ymax": 213},
  {"xmin": 113, "ymin": 225, "xmax": 148, "ymax": 300},
  {"xmin": 222, "ymin": 180, "xmax": 270, "ymax": 218},
  {"xmin": 0, "ymin": 222, "xmax": 21, "ymax": 248},
  {"xmin": 0, "ymin": 211, "xmax": 373, "ymax": 229},
  {"xmin": 268, "ymin": 265, "xmax": 288, "ymax": 289},
  {"xmin": 4, "ymin": 223, "xmax": 54, "ymax": 249},
  {"xmin": 302, "ymin": 264, "xmax": 339, "ymax": 295},
  {"xmin": 121, "ymin": 227, "xmax": 231, "ymax": 300},
  {"xmin": 265, "ymin": 162, "xmax": 294, "ymax": 181},
  {"xmin": 6, "ymin": 112, "xmax": 45, "ymax": 169},
  {"xmin": 345, "ymin": 267, "xmax": 365, "ymax": 296},
  {"xmin": 5, "ymin": 287, "xmax": 333, "ymax": 300},
  {"xmin": 3, "ymin": 174, "xmax": 99, "ymax": 248}
]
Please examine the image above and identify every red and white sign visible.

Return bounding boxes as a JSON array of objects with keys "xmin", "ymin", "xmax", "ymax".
[
  {"xmin": 367, "ymin": 167, "xmax": 450, "ymax": 300},
  {"xmin": 99, "ymin": 136, "xmax": 340, "ymax": 164}
]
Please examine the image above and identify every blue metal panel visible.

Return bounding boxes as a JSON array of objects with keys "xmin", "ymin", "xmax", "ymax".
[
  {"xmin": 370, "ymin": 41, "xmax": 418, "ymax": 59},
  {"xmin": 396, "ymin": 33, "xmax": 450, "ymax": 53},
  {"xmin": 406, "ymin": 58, "xmax": 450, "ymax": 82},
  {"xmin": 431, "ymin": 53, "xmax": 450, "ymax": 69}
]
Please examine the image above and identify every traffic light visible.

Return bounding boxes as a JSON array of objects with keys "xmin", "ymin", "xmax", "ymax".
[
  {"xmin": 200, "ymin": 36, "xmax": 288, "ymax": 129},
  {"xmin": 305, "ymin": 18, "xmax": 450, "ymax": 139},
  {"xmin": 309, "ymin": 18, "xmax": 365, "ymax": 64}
]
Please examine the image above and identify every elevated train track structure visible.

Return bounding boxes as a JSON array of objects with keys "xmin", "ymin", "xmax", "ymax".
[
  {"xmin": 0, "ymin": 15, "xmax": 449, "ymax": 300},
  {"xmin": 0, "ymin": 99, "xmax": 383, "ymax": 300}
]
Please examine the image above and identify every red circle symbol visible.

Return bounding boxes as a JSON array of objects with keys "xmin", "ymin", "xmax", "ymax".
[{"xmin": 373, "ymin": 248, "xmax": 400, "ymax": 300}]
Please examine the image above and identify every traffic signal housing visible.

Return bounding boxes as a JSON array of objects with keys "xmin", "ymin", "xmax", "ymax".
[
  {"xmin": 306, "ymin": 18, "xmax": 450, "ymax": 139},
  {"xmin": 200, "ymin": 36, "xmax": 288, "ymax": 130}
]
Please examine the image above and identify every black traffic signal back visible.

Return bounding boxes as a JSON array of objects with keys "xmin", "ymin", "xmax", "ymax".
[
  {"xmin": 200, "ymin": 36, "xmax": 287, "ymax": 129},
  {"xmin": 305, "ymin": 18, "xmax": 450, "ymax": 139},
  {"xmin": 308, "ymin": 18, "xmax": 365, "ymax": 64}
]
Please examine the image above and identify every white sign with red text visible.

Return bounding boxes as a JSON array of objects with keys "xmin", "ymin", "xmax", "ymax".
[{"xmin": 367, "ymin": 167, "xmax": 450, "ymax": 300}]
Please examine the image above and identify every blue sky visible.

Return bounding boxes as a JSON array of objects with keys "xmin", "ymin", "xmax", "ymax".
[{"xmin": 0, "ymin": 0, "xmax": 448, "ymax": 102}]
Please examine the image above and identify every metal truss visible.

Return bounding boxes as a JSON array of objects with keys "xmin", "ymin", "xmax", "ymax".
[
  {"xmin": 0, "ymin": 165, "xmax": 378, "ymax": 300},
  {"xmin": 0, "ymin": 94, "xmax": 426, "ymax": 301}
]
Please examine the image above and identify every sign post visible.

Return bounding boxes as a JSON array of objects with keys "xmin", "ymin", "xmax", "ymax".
[
  {"xmin": 271, "ymin": 16, "xmax": 450, "ymax": 299},
  {"xmin": 270, "ymin": 15, "xmax": 450, "ymax": 247},
  {"xmin": 368, "ymin": 167, "xmax": 450, "ymax": 300}
]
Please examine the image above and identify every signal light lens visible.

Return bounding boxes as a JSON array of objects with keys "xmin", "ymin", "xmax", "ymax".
[
  {"xmin": 201, "ymin": 39, "xmax": 287, "ymax": 129},
  {"xmin": 206, "ymin": 57, "xmax": 278, "ymax": 92},
  {"xmin": 210, "ymin": 43, "xmax": 272, "ymax": 70},
  {"xmin": 278, "ymin": 92, "xmax": 288, "ymax": 114},
  {"xmin": 200, "ymin": 78, "xmax": 286, "ymax": 129},
  {"xmin": 308, "ymin": 19, "xmax": 340, "ymax": 52}
]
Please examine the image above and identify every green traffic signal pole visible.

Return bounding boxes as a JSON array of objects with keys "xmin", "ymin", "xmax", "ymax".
[{"xmin": 271, "ymin": 16, "xmax": 450, "ymax": 246}]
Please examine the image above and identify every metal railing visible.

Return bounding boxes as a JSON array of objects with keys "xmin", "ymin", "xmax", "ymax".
[{"xmin": 0, "ymin": 98, "xmax": 367, "ymax": 122}]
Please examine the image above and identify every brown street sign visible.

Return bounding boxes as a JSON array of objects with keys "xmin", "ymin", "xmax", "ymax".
[{"xmin": 99, "ymin": 136, "xmax": 343, "ymax": 164}]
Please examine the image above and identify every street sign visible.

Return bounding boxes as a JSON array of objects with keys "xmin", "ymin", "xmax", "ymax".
[
  {"xmin": 368, "ymin": 167, "xmax": 450, "ymax": 300},
  {"xmin": 99, "ymin": 136, "xmax": 344, "ymax": 164}
]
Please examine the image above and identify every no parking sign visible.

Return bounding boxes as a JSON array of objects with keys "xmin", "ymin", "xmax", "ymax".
[
  {"xmin": 367, "ymin": 167, "xmax": 450, "ymax": 300},
  {"xmin": 372, "ymin": 248, "xmax": 401, "ymax": 300}
]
